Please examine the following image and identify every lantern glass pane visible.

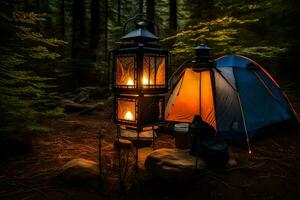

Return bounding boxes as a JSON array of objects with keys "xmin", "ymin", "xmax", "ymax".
[
  {"xmin": 116, "ymin": 55, "xmax": 135, "ymax": 87},
  {"xmin": 142, "ymin": 55, "xmax": 155, "ymax": 86},
  {"xmin": 142, "ymin": 54, "xmax": 166, "ymax": 88},
  {"xmin": 117, "ymin": 98, "xmax": 136, "ymax": 122},
  {"xmin": 156, "ymin": 57, "xmax": 166, "ymax": 85}
]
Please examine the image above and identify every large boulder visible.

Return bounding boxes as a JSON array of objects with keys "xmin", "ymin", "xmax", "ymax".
[
  {"xmin": 58, "ymin": 158, "xmax": 99, "ymax": 186},
  {"xmin": 145, "ymin": 148, "xmax": 206, "ymax": 183}
]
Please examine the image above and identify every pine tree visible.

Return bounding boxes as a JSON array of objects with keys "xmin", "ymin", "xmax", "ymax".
[{"xmin": 0, "ymin": 0, "xmax": 64, "ymax": 134}]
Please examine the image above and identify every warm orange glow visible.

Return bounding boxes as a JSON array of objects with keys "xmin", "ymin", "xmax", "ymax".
[
  {"xmin": 127, "ymin": 79, "xmax": 134, "ymax": 86},
  {"xmin": 124, "ymin": 111, "xmax": 133, "ymax": 120},
  {"xmin": 116, "ymin": 56, "xmax": 135, "ymax": 87},
  {"xmin": 118, "ymin": 99, "xmax": 136, "ymax": 122},
  {"xmin": 165, "ymin": 69, "xmax": 216, "ymax": 128},
  {"xmin": 143, "ymin": 77, "xmax": 148, "ymax": 85}
]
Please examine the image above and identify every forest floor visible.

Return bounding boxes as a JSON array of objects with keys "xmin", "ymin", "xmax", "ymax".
[{"xmin": 0, "ymin": 96, "xmax": 300, "ymax": 200}]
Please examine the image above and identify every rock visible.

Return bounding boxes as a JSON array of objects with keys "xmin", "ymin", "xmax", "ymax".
[
  {"xmin": 74, "ymin": 87, "xmax": 110, "ymax": 101},
  {"xmin": 79, "ymin": 102, "xmax": 104, "ymax": 115},
  {"xmin": 61, "ymin": 99, "xmax": 93, "ymax": 113},
  {"xmin": 58, "ymin": 158, "xmax": 99, "ymax": 186},
  {"xmin": 145, "ymin": 148, "xmax": 206, "ymax": 183},
  {"xmin": 114, "ymin": 138, "xmax": 133, "ymax": 149}
]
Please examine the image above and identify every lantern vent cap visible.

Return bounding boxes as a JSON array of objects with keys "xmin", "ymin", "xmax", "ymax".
[
  {"xmin": 121, "ymin": 27, "xmax": 159, "ymax": 41},
  {"xmin": 121, "ymin": 14, "xmax": 159, "ymax": 42}
]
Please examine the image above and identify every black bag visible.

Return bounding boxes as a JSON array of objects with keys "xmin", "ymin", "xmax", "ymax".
[
  {"xmin": 189, "ymin": 115, "xmax": 216, "ymax": 156},
  {"xmin": 198, "ymin": 139, "xmax": 229, "ymax": 167}
]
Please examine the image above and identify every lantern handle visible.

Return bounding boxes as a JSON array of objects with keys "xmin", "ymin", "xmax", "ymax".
[{"xmin": 123, "ymin": 14, "xmax": 159, "ymax": 36}]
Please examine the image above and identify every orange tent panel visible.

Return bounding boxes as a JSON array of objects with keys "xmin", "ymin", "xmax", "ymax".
[
  {"xmin": 200, "ymin": 71, "xmax": 216, "ymax": 128},
  {"xmin": 165, "ymin": 68, "xmax": 216, "ymax": 129}
]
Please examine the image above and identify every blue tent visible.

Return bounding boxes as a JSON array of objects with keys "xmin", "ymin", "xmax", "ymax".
[{"xmin": 165, "ymin": 54, "xmax": 298, "ymax": 147}]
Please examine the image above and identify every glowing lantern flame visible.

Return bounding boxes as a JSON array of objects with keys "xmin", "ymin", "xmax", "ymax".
[
  {"xmin": 124, "ymin": 111, "xmax": 133, "ymax": 120},
  {"xmin": 127, "ymin": 79, "xmax": 134, "ymax": 86},
  {"xmin": 143, "ymin": 77, "xmax": 148, "ymax": 85}
]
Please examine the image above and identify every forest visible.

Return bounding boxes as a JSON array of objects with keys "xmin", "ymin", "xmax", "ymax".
[{"xmin": 1, "ymin": 0, "xmax": 300, "ymax": 200}]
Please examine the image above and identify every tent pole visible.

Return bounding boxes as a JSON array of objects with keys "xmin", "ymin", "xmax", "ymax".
[
  {"xmin": 237, "ymin": 93, "xmax": 252, "ymax": 154},
  {"xmin": 215, "ymin": 69, "xmax": 237, "ymax": 92},
  {"xmin": 199, "ymin": 72, "xmax": 202, "ymax": 115},
  {"xmin": 282, "ymin": 91, "xmax": 300, "ymax": 122},
  {"xmin": 176, "ymin": 75, "xmax": 185, "ymax": 96},
  {"xmin": 210, "ymin": 69, "xmax": 217, "ymax": 131},
  {"xmin": 254, "ymin": 71, "xmax": 300, "ymax": 122}
]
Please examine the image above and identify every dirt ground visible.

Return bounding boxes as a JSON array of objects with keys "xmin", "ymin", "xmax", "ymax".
[{"xmin": 0, "ymin": 97, "xmax": 300, "ymax": 200}]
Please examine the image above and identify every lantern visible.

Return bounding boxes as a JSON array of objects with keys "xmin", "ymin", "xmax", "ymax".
[
  {"xmin": 113, "ymin": 19, "xmax": 168, "ymax": 93},
  {"xmin": 112, "ymin": 14, "xmax": 169, "ymax": 141}
]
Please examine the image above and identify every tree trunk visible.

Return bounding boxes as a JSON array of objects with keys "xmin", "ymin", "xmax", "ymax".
[
  {"xmin": 105, "ymin": 0, "xmax": 109, "ymax": 85},
  {"xmin": 104, "ymin": 0, "xmax": 108, "ymax": 59},
  {"xmin": 60, "ymin": 0, "xmax": 65, "ymax": 39},
  {"xmin": 40, "ymin": 0, "xmax": 52, "ymax": 35},
  {"xmin": 36, "ymin": 0, "xmax": 41, "ymax": 32},
  {"xmin": 72, "ymin": 0, "xmax": 86, "ymax": 86},
  {"xmin": 169, "ymin": 0, "xmax": 177, "ymax": 31},
  {"xmin": 90, "ymin": 0, "xmax": 100, "ymax": 61},
  {"xmin": 24, "ymin": 0, "xmax": 29, "ymax": 11},
  {"xmin": 139, "ymin": 0, "xmax": 143, "ymax": 14},
  {"xmin": 72, "ymin": 0, "xmax": 85, "ymax": 59},
  {"xmin": 146, "ymin": 0, "xmax": 155, "ymax": 33},
  {"xmin": 98, "ymin": 0, "xmax": 108, "ymax": 60},
  {"xmin": 190, "ymin": 0, "xmax": 213, "ymax": 19},
  {"xmin": 117, "ymin": 0, "xmax": 121, "ymax": 25}
]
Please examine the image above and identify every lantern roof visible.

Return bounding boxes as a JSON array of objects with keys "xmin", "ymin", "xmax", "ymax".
[
  {"xmin": 121, "ymin": 22, "xmax": 159, "ymax": 42},
  {"xmin": 194, "ymin": 44, "xmax": 211, "ymax": 50},
  {"xmin": 194, "ymin": 44, "xmax": 211, "ymax": 57},
  {"xmin": 192, "ymin": 44, "xmax": 214, "ymax": 68}
]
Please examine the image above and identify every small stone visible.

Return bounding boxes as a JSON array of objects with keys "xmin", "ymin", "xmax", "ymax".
[{"xmin": 227, "ymin": 158, "xmax": 238, "ymax": 167}]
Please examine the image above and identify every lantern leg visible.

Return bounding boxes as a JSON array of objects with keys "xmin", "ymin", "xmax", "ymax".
[
  {"xmin": 152, "ymin": 128, "xmax": 155, "ymax": 150},
  {"xmin": 135, "ymin": 130, "xmax": 140, "ymax": 173}
]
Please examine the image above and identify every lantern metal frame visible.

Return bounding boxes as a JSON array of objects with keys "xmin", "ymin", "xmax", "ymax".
[
  {"xmin": 114, "ymin": 94, "xmax": 165, "ymax": 128},
  {"xmin": 112, "ymin": 45, "xmax": 169, "ymax": 94},
  {"xmin": 111, "ymin": 14, "xmax": 169, "ymax": 180}
]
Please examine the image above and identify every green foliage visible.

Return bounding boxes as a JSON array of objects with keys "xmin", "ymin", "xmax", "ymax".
[
  {"xmin": 163, "ymin": 0, "xmax": 300, "ymax": 76},
  {"xmin": 163, "ymin": 15, "xmax": 286, "ymax": 64},
  {"xmin": 0, "ymin": 5, "xmax": 64, "ymax": 134}
]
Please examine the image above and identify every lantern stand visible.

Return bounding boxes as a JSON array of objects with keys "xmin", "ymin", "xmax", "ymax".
[{"xmin": 111, "ymin": 14, "xmax": 169, "ymax": 186}]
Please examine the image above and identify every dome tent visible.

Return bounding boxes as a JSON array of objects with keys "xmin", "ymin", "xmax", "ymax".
[{"xmin": 165, "ymin": 53, "xmax": 298, "ymax": 147}]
